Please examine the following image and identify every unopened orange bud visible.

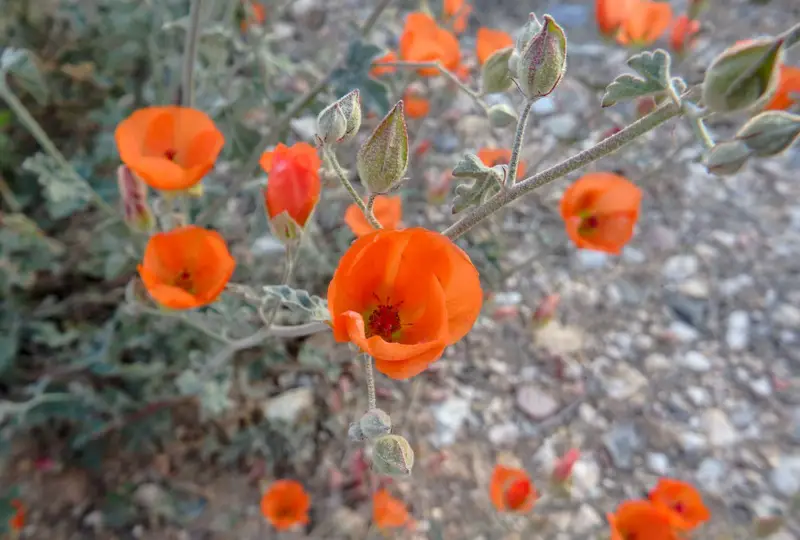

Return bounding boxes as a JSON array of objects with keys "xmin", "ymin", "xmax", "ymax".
[{"xmin": 117, "ymin": 165, "xmax": 155, "ymax": 233}]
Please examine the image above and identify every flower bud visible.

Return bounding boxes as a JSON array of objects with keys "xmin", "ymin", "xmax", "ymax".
[
  {"xmin": 317, "ymin": 90, "xmax": 362, "ymax": 144},
  {"xmin": 704, "ymin": 140, "xmax": 751, "ymax": 176},
  {"xmin": 371, "ymin": 434, "xmax": 414, "ymax": 477},
  {"xmin": 507, "ymin": 49, "xmax": 521, "ymax": 75},
  {"xmin": 117, "ymin": 165, "xmax": 155, "ymax": 233},
  {"xmin": 516, "ymin": 15, "xmax": 567, "ymax": 101},
  {"xmin": 702, "ymin": 38, "xmax": 784, "ymax": 114},
  {"xmin": 359, "ymin": 408, "xmax": 392, "ymax": 440},
  {"xmin": 735, "ymin": 110, "xmax": 800, "ymax": 157},
  {"xmin": 348, "ymin": 422, "xmax": 366, "ymax": 442},
  {"xmin": 487, "ymin": 103, "xmax": 518, "ymax": 128},
  {"xmin": 515, "ymin": 12, "xmax": 543, "ymax": 53},
  {"xmin": 356, "ymin": 101, "xmax": 408, "ymax": 194},
  {"xmin": 481, "ymin": 47, "xmax": 515, "ymax": 94},
  {"xmin": 551, "ymin": 448, "xmax": 580, "ymax": 484}
]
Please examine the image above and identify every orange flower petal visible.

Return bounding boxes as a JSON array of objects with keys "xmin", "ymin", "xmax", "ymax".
[
  {"xmin": 373, "ymin": 489, "xmax": 412, "ymax": 530},
  {"xmin": 371, "ymin": 50, "xmax": 398, "ymax": 77},
  {"xmin": 596, "ymin": 0, "xmax": 633, "ymax": 36},
  {"xmin": 489, "ymin": 465, "xmax": 538, "ymax": 513},
  {"xmin": 260, "ymin": 142, "xmax": 321, "ymax": 227},
  {"xmin": 649, "ymin": 478, "xmax": 710, "ymax": 530},
  {"xmin": 764, "ymin": 64, "xmax": 800, "ymax": 111},
  {"xmin": 476, "ymin": 28, "xmax": 514, "ymax": 65},
  {"xmin": 617, "ymin": 1, "xmax": 673, "ymax": 46},
  {"xmin": 344, "ymin": 195, "xmax": 403, "ymax": 237},
  {"xmin": 609, "ymin": 500, "xmax": 683, "ymax": 540},
  {"xmin": 404, "ymin": 90, "xmax": 430, "ymax": 118},
  {"xmin": 261, "ymin": 480, "xmax": 310, "ymax": 531}
]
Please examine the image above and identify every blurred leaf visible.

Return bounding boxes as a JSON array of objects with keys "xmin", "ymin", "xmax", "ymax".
[
  {"xmin": 601, "ymin": 49, "xmax": 681, "ymax": 107},
  {"xmin": 0, "ymin": 48, "xmax": 48, "ymax": 104},
  {"xmin": 262, "ymin": 285, "xmax": 330, "ymax": 321},
  {"xmin": 29, "ymin": 321, "xmax": 81, "ymax": 348},
  {"xmin": 451, "ymin": 153, "xmax": 505, "ymax": 214},
  {"xmin": 21, "ymin": 153, "xmax": 92, "ymax": 219},
  {"xmin": 0, "ymin": 310, "xmax": 20, "ymax": 374},
  {"xmin": 331, "ymin": 40, "xmax": 390, "ymax": 113}
]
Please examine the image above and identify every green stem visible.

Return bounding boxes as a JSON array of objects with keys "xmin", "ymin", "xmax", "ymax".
[
  {"xmin": 0, "ymin": 82, "xmax": 116, "ymax": 218},
  {"xmin": 780, "ymin": 21, "xmax": 800, "ymax": 50},
  {"xmin": 442, "ymin": 100, "xmax": 683, "ymax": 240},
  {"xmin": 666, "ymin": 80, "xmax": 714, "ymax": 149},
  {"xmin": 322, "ymin": 144, "xmax": 381, "ymax": 229},
  {"xmin": 373, "ymin": 61, "xmax": 488, "ymax": 112},
  {"xmin": 181, "ymin": 0, "xmax": 203, "ymax": 107},
  {"xmin": 506, "ymin": 100, "xmax": 533, "ymax": 186}
]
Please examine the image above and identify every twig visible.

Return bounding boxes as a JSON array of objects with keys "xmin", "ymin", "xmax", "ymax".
[
  {"xmin": 665, "ymin": 79, "xmax": 714, "ymax": 149},
  {"xmin": 363, "ymin": 354, "xmax": 377, "ymax": 410},
  {"xmin": 506, "ymin": 100, "xmax": 533, "ymax": 186},
  {"xmin": 181, "ymin": 0, "xmax": 203, "ymax": 107},
  {"xmin": 322, "ymin": 144, "xmax": 381, "ymax": 228},
  {"xmin": 441, "ymin": 98, "xmax": 684, "ymax": 240}
]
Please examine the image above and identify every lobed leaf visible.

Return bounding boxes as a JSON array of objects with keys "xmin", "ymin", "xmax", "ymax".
[
  {"xmin": 451, "ymin": 154, "xmax": 505, "ymax": 214},
  {"xmin": 601, "ymin": 49, "xmax": 676, "ymax": 108},
  {"xmin": 22, "ymin": 153, "xmax": 92, "ymax": 219},
  {"xmin": 262, "ymin": 285, "xmax": 330, "ymax": 321}
]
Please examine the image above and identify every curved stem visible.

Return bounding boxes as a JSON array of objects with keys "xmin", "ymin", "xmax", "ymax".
[
  {"xmin": 442, "ymin": 100, "xmax": 683, "ymax": 240},
  {"xmin": 506, "ymin": 100, "xmax": 533, "ymax": 186},
  {"xmin": 322, "ymin": 144, "xmax": 381, "ymax": 228},
  {"xmin": 181, "ymin": 0, "xmax": 203, "ymax": 107}
]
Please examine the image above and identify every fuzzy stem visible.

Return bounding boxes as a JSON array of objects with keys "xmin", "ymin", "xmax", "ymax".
[
  {"xmin": 442, "ymin": 100, "xmax": 683, "ymax": 240},
  {"xmin": 181, "ymin": 0, "xmax": 203, "ymax": 107},
  {"xmin": 780, "ymin": 21, "xmax": 800, "ymax": 50},
  {"xmin": 374, "ymin": 61, "xmax": 488, "ymax": 112},
  {"xmin": 322, "ymin": 145, "xmax": 381, "ymax": 229},
  {"xmin": 506, "ymin": 100, "xmax": 533, "ymax": 186},
  {"xmin": 364, "ymin": 354, "xmax": 377, "ymax": 410},
  {"xmin": 666, "ymin": 79, "xmax": 714, "ymax": 149}
]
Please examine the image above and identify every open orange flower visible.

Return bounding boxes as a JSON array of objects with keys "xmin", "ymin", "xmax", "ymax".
[
  {"xmin": 560, "ymin": 172, "xmax": 641, "ymax": 255},
  {"xmin": 328, "ymin": 228, "xmax": 482, "ymax": 379},
  {"xmin": 399, "ymin": 12, "xmax": 460, "ymax": 77},
  {"xmin": 596, "ymin": 0, "xmax": 633, "ymax": 38},
  {"xmin": 241, "ymin": 2, "xmax": 266, "ymax": 32},
  {"xmin": 490, "ymin": 465, "xmax": 538, "ymax": 513},
  {"xmin": 115, "ymin": 106, "xmax": 224, "ymax": 192},
  {"xmin": 138, "ymin": 225, "xmax": 235, "ymax": 310},
  {"xmin": 764, "ymin": 64, "xmax": 800, "ymax": 111},
  {"xmin": 648, "ymin": 478, "xmax": 710, "ymax": 530},
  {"xmin": 617, "ymin": 1, "xmax": 673, "ymax": 46},
  {"xmin": 443, "ymin": 0, "xmax": 471, "ymax": 34},
  {"xmin": 477, "ymin": 148, "xmax": 526, "ymax": 178},
  {"xmin": 9, "ymin": 500, "xmax": 24, "ymax": 531},
  {"xmin": 260, "ymin": 142, "xmax": 321, "ymax": 227},
  {"xmin": 403, "ymin": 89, "xmax": 430, "ymax": 118},
  {"xmin": 261, "ymin": 480, "xmax": 310, "ymax": 531},
  {"xmin": 608, "ymin": 500, "xmax": 685, "ymax": 540},
  {"xmin": 344, "ymin": 195, "xmax": 402, "ymax": 237},
  {"xmin": 371, "ymin": 50, "xmax": 398, "ymax": 77},
  {"xmin": 669, "ymin": 15, "xmax": 700, "ymax": 55},
  {"xmin": 373, "ymin": 489, "xmax": 413, "ymax": 530},
  {"xmin": 476, "ymin": 28, "xmax": 514, "ymax": 65}
]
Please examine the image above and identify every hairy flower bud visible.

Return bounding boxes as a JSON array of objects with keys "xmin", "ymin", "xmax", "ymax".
[
  {"xmin": 487, "ymin": 103, "xmax": 518, "ymax": 128},
  {"xmin": 516, "ymin": 15, "xmax": 567, "ymax": 101},
  {"xmin": 117, "ymin": 165, "xmax": 154, "ymax": 232},
  {"xmin": 735, "ymin": 110, "xmax": 800, "ymax": 157},
  {"xmin": 359, "ymin": 408, "xmax": 392, "ymax": 440},
  {"xmin": 702, "ymin": 38, "xmax": 784, "ymax": 114},
  {"xmin": 356, "ymin": 101, "xmax": 408, "ymax": 194},
  {"xmin": 705, "ymin": 140, "xmax": 752, "ymax": 176},
  {"xmin": 372, "ymin": 434, "xmax": 414, "ymax": 477},
  {"xmin": 348, "ymin": 422, "xmax": 365, "ymax": 442},
  {"xmin": 482, "ymin": 47, "xmax": 515, "ymax": 94},
  {"xmin": 515, "ymin": 12, "xmax": 543, "ymax": 53},
  {"xmin": 317, "ymin": 90, "xmax": 362, "ymax": 144}
]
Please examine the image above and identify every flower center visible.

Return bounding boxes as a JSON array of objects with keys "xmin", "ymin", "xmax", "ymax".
[
  {"xmin": 164, "ymin": 148, "xmax": 177, "ymax": 161},
  {"xmin": 504, "ymin": 478, "xmax": 531, "ymax": 510},
  {"xmin": 578, "ymin": 212, "xmax": 599, "ymax": 236},
  {"xmin": 366, "ymin": 296, "xmax": 403, "ymax": 341},
  {"xmin": 173, "ymin": 269, "xmax": 194, "ymax": 293}
]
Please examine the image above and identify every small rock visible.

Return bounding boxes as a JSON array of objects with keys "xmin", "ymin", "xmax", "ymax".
[
  {"xmin": 576, "ymin": 249, "xmax": 609, "ymax": 269},
  {"xmin": 488, "ymin": 423, "xmax": 520, "ymax": 445},
  {"xmin": 774, "ymin": 304, "xmax": 800, "ymax": 327},
  {"xmin": 603, "ymin": 422, "xmax": 642, "ymax": 470},
  {"xmin": 606, "ymin": 363, "xmax": 648, "ymax": 401},
  {"xmin": 432, "ymin": 397, "xmax": 471, "ymax": 447},
  {"xmin": 531, "ymin": 96, "xmax": 556, "ymax": 115},
  {"xmin": 544, "ymin": 114, "xmax": 579, "ymax": 140},
  {"xmin": 134, "ymin": 483, "xmax": 169, "ymax": 511},
  {"xmin": 678, "ymin": 279, "xmax": 710, "ymax": 299},
  {"xmin": 726, "ymin": 310, "xmax": 750, "ymax": 351},
  {"xmin": 573, "ymin": 504, "xmax": 603, "ymax": 533},
  {"xmin": 770, "ymin": 455, "xmax": 800, "ymax": 497},
  {"xmin": 264, "ymin": 388, "xmax": 315, "ymax": 425},
  {"xmin": 686, "ymin": 386, "xmax": 711, "ymax": 407},
  {"xmin": 534, "ymin": 322, "xmax": 585, "ymax": 355},
  {"xmin": 665, "ymin": 293, "xmax": 706, "ymax": 328},
  {"xmin": 648, "ymin": 226, "xmax": 678, "ymax": 252},
  {"xmin": 696, "ymin": 458, "xmax": 727, "ymax": 496},
  {"xmin": 644, "ymin": 353, "xmax": 671, "ymax": 371},
  {"xmin": 646, "ymin": 453, "xmax": 670, "ymax": 475},
  {"xmin": 330, "ymin": 507, "xmax": 368, "ymax": 539},
  {"xmin": 702, "ymin": 408, "xmax": 739, "ymax": 447},
  {"xmin": 678, "ymin": 351, "xmax": 712, "ymax": 372},
  {"xmin": 750, "ymin": 377, "xmax": 772, "ymax": 398},
  {"xmin": 571, "ymin": 459, "xmax": 601, "ymax": 499},
  {"xmin": 730, "ymin": 402, "xmax": 758, "ymax": 429},
  {"xmin": 432, "ymin": 133, "xmax": 459, "ymax": 153},
  {"xmin": 679, "ymin": 431, "xmax": 708, "ymax": 453},
  {"xmin": 662, "ymin": 255, "xmax": 699, "ymax": 281},
  {"xmin": 516, "ymin": 385, "xmax": 560, "ymax": 420},
  {"xmin": 622, "ymin": 247, "xmax": 646, "ymax": 264},
  {"xmin": 669, "ymin": 321, "xmax": 700, "ymax": 342},
  {"xmin": 790, "ymin": 408, "xmax": 800, "ymax": 443}
]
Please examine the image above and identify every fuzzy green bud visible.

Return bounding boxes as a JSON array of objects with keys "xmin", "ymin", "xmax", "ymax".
[
  {"xmin": 371, "ymin": 434, "xmax": 414, "ymax": 477},
  {"xmin": 117, "ymin": 165, "xmax": 155, "ymax": 233},
  {"xmin": 359, "ymin": 408, "xmax": 392, "ymax": 440},
  {"xmin": 348, "ymin": 422, "xmax": 365, "ymax": 442},
  {"xmin": 735, "ymin": 110, "xmax": 800, "ymax": 157},
  {"xmin": 516, "ymin": 15, "xmax": 567, "ymax": 101},
  {"xmin": 702, "ymin": 38, "xmax": 784, "ymax": 114},
  {"xmin": 487, "ymin": 103, "xmax": 518, "ymax": 128},
  {"xmin": 705, "ymin": 140, "xmax": 752, "ymax": 176},
  {"xmin": 515, "ymin": 13, "xmax": 543, "ymax": 53},
  {"xmin": 317, "ymin": 89, "xmax": 362, "ymax": 144},
  {"xmin": 481, "ymin": 47, "xmax": 515, "ymax": 94},
  {"xmin": 356, "ymin": 101, "xmax": 408, "ymax": 194}
]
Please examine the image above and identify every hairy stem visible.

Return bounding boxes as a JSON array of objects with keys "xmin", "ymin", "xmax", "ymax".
[
  {"xmin": 442, "ymin": 100, "xmax": 683, "ymax": 240},
  {"xmin": 322, "ymin": 145, "xmax": 381, "ymax": 228},
  {"xmin": 780, "ymin": 21, "xmax": 800, "ymax": 50},
  {"xmin": 666, "ymin": 79, "xmax": 714, "ymax": 149},
  {"xmin": 364, "ymin": 354, "xmax": 377, "ymax": 410},
  {"xmin": 181, "ymin": 0, "xmax": 203, "ymax": 107},
  {"xmin": 373, "ymin": 61, "xmax": 488, "ymax": 112},
  {"xmin": 506, "ymin": 100, "xmax": 533, "ymax": 186}
]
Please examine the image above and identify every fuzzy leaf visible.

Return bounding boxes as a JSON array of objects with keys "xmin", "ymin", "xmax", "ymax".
[
  {"xmin": 22, "ymin": 153, "xmax": 92, "ymax": 219},
  {"xmin": 602, "ymin": 49, "xmax": 675, "ymax": 107},
  {"xmin": 451, "ymin": 154, "xmax": 505, "ymax": 214},
  {"xmin": 0, "ymin": 48, "xmax": 48, "ymax": 104},
  {"xmin": 262, "ymin": 285, "xmax": 330, "ymax": 321}
]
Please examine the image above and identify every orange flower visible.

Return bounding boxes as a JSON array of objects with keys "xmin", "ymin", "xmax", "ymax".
[
  {"xmin": 344, "ymin": 195, "xmax": 402, "ymax": 237},
  {"xmin": 443, "ymin": 0, "xmax": 471, "ymax": 34},
  {"xmin": 371, "ymin": 50, "xmax": 398, "ymax": 77},
  {"xmin": 648, "ymin": 478, "xmax": 710, "ymax": 530},
  {"xmin": 477, "ymin": 148, "xmax": 526, "ymax": 178},
  {"xmin": 241, "ymin": 2, "xmax": 266, "ymax": 32},
  {"xmin": 608, "ymin": 500, "xmax": 684, "ymax": 540},
  {"xmin": 403, "ymin": 89, "xmax": 430, "ymax": 118},
  {"xmin": 476, "ymin": 28, "xmax": 514, "ymax": 65},
  {"xmin": 373, "ymin": 489, "xmax": 413, "ymax": 530},
  {"xmin": 399, "ymin": 12, "xmax": 460, "ymax": 77},
  {"xmin": 260, "ymin": 142, "xmax": 321, "ymax": 227},
  {"xmin": 138, "ymin": 225, "xmax": 235, "ymax": 310},
  {"xmin": 260, "ymin": 480, "xmax": 310, "ymax": 531},
  {"xmin": 489, "ymin": 465, "xmax": 538, "ymax": 513},
  {"xmin": 9, "ymin": 500, "xmax": 24, "ymax": 531},
  {"xmin": 764, "ymin": 64, "xmax": 800, "ymax": 111},
  {"xmin": 596, "ymin": 0, "xmax": 633, "ymax": 37},
  {"xmin": 559, "ymin": 172, "xmax": 641, "ymax": 255},
  {"xmin": 115, "ymin": 106, "xmax": 225, "ymax": 192},
  {"xmin": 328, "ymin": 228, "xmax": 482, "ymax": 379},
  {"xmin": 617, "ymin": 1, "xmax": 673, "ymax": 46},
  {"xmin": 669, "ymin": 15, "xmax": 700, "ymax": 54}
]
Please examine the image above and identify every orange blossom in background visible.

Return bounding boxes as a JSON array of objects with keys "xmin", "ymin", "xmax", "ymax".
[
  {"xmin": 559, "ymin": 172, "xmax": 642, "ymax": 255},
  {"xmin": 443, "ymin": 0, "xmax": 472, "ymax": 34},
  {"xmin": 403, "ymin": 88, "xmax": 431, "ymax": 118},
  {"xmin": 328, "ymin": 228, "xmax": 482, "ymax": 379},
  {"xmin": 649, "ymin": 478, "xmax": 710, "ymax": 530},
  {"xmin": 115, "ymin": 106, "xmax": 224, "ymax": 191},
  {"xmin": 476, "ymin": 27, "xmax": 514, "ymax": 65},
  {"xmin": 399, "ymin": 12, "xmax": 460, "ymax": 77},
  {"xmin": 371, "ymin": 50, "xmax": 398, "ymax": 77},
  {"xmin": 138, "ymin": 225, "xmax": 236, "ymax": 310},
  {"xmin": 764, "ymin": 64, "xmax": 800, "ymax": 110},
  {"xmin": 344, "ymin": 195, "xmax": 402, "ymax": 237},
  {"xmin": 477, "ymin": 148, "xmax": 527, "ymax": 178},
  {"xmin": 669, "ymin": 15, "xmax": 701, "ymax": 55},
  {"xmin": 260, "ymin": 480, "xmax": 311, "ymax": 531},
  {"xmin": 616, "ymin": 1, "xmax": 673, "ymax": 46},
  {"xmin": 608, "ymin": 500, "xmax": 686, "ymax": 540},
  {"xmin": 9, "ymin": 499, "xmax": 24, "ymax": 531},
  {"xmin": 241, "ymin": 1, "xmax": 266, "ymax": 32},
  {"xmin": 489, "ymin": 465, "xmax": 538, "ymax": 513},
  {"xmin": 373, "ymin": 489, "xmax": 413, "ymax": 531},
  {"xmin": 260, "ymin": 142, "xmax": 321, "ymax": 228},
  {"xmin": 596, "ymin": 0, "xmax": 632, "ymax": 38}
]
